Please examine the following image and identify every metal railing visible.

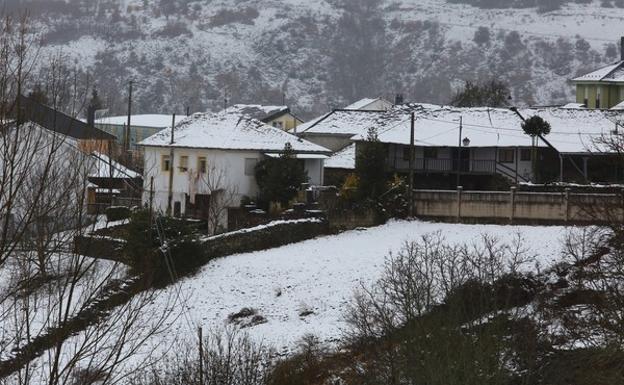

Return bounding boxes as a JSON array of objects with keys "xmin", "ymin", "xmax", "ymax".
[{"xmin": 400, "ymin": 158, "xmax": 497, "ymax": 174}]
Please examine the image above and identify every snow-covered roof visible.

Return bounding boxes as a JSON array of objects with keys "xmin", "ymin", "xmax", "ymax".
[
  {"xmin": 325, "ymin": 144, "xmax": 355, "ymax": 170},
  {"xmin": 562, "ymin": 103, "xmax": 586, "ymax": 109},
  {"xmin": 300, "ymin": 109, "xmax": 406, "ymax": 137},
  {"xmin": 138, "ymin": 111, "xmax": 330, "ymax": 154},
  {"xmin": 612, "ymin": 100, "xmax": 624, "ymax": 110},
  {"xmin": 343, "ymin": 97, "xmax": 393, "ymax": 111},
  {"xmin": 353, "ymin": 104, "xmax": 624, "ymax": 155},
  {"xmin": 223, "ymin": 104, "xmax": 290, "ymax": 122},
  {"xmin": 572, "ymin": 61, "xmax": 624, "ymax": 83},
  {"xmin": 94, "ymin": 114, "xmax": 185, "ymax": 128},
  {"xmin": 90, "ymin": 152, "xmax": 141, "ymax": 179}
]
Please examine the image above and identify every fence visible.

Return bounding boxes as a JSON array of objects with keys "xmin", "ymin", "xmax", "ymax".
[{"xmin": 413, "ymin": 187, "xmax": 624, "ymax": 224}]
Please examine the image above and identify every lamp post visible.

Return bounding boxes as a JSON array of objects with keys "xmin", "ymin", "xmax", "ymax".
[{"xmin": 456, "ymin": 116, "xmax": 463, "ymax": 189}]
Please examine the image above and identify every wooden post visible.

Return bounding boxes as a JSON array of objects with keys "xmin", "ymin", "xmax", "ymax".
[
  {"xmin": 616, "ymin": 189, "xmax": 624, "ymax": 223},
  {"xmin": 564, "ymin": 188, "xmax": 570, "ymax": 223},
  {"xmin": 510, "ymin": 186, "xmax": 516, "ymax": 224},
  {"xmin": 456, "ymin": 116, "xmax": 462, "ymax": 189},
  {"xmin": 515, "ymin": 147, "xmax": 519, "ymax": 185},
  {"xmin": 166, "ymin": 114, "xmax": 176, "ymax": 216},
  {"xmin": 198, "ymin": 326, "xmax": 203, "ymax": 385},
  {"xmin": 408, "ymin": 112, "xmax": 415, "ymax": 217},
  {"xmin": 457, "ymin": 186, "xmax": 463, "ymax": 221}
]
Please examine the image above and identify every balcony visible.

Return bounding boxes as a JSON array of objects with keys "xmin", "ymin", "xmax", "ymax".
[{"xmin": 396, "ymin": 158, "xmax": 497, "ymax": 175}]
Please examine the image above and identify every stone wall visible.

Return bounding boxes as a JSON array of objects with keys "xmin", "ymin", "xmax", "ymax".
[
  {"xmin": 413, "ymin": 187, "xmax": 624, "ymax": 225},
  {"xmin": 163, "ymin": 218, "xmax": 330, "ymax": 281},
  {"xmin": 74, "ymin": 235, "xmax": 127, "ymax": 262}
]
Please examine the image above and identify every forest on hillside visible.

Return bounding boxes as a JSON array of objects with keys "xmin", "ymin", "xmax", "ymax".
[{"xmin": 3, "ymin": 0, "xmax": 621, "ymax": 117}]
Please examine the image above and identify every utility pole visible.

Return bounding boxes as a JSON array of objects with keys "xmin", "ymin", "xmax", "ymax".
[
  {"xmin": 198, "ymin": 326, "xmax": 204, "ymax": 385},
  {"xmin": 125, "ymin": 80, "xmax": 134, "ymax": 156},
  {"xmin": 408, "ymin": 112, "xmax": 415, "ymax": 217},
  {"xmin": 456, "ymin": 116, "xmax": 463, "ymax": 189},
  {"xmin": 166, "ymin": 113, "xmax": 176, "ymax": 216}
]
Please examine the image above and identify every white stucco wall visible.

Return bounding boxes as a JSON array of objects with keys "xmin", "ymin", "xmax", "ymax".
[
  {"xmin": 304, "ymin": 159, "xmax": 324, "ymax": 186},
  {"xmin": 142, "ymin": 147, "xmax": 262, "ymax": 215},
  {"xmin": 142, "ymin": 147, "xmax": 326, "ymax": 215}
]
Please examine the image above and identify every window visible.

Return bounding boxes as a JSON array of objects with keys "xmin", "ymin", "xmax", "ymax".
[
  {"xmin": 583, "ymin": 86, "xmax": 589, "ymax": 107},
  {"xmin": 179, "ymin": 155, "xmax": 189, "ymax": 172},
  {"xmin": 596, "ymin": 86, "xmax": 601, "ymax": 109},
  {"xmin": 498, "ymin": 149, "xmax": 515, "ymax": 163},
  {"xmin": 423, "ymin": 148, "xmax": 438, "ymax": 159},
  {"xmin": 520, "ymin": 148, "xmax": 531, "ymax": 161},
  {"xmin": 161, "ymin": 155, "xmax": 171, "ymax": 171},
  {"xmin": 272, "ymin": 121, "xmax": 284, "ymax": 129},
  {"xmin": 620, "ymin": 86, "xmax": 624, "ymax": 102},
  {"xmin": 198, "ymin": 157, "xmax": 207, "ymax": 173},
  {"xmin": 244, "ymin": 158, "xmax": 258, "ymax": 176}
]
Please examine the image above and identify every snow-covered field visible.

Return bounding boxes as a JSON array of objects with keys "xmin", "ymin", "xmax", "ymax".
[{"xmin": 146, "ymin": 219, "xmax": 572, "ymax": 354}]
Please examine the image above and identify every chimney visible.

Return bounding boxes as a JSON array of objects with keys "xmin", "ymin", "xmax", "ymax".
[
  {"xmin": 621, "ymin": 36, "xmax": 624, "ymax": 61},
  {"xmin": 395, "ymin": 93, "xmax": 404, "ymax": 105}
]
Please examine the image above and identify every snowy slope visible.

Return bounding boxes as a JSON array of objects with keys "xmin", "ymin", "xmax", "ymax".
[{"xmin": 143, "ymin": 220, "xmax": 570, "ymax": 354}]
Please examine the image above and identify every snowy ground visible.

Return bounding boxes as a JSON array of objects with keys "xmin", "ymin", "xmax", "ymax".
[{"xmin": 146, "ymin": 219, "xmax": 573, "ymax": 354}]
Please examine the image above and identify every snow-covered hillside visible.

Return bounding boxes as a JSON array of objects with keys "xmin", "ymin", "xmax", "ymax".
[
  {"xmin": 18, "ymin": 0, "xmax": 624, "ymax": 117},
  {"xmin": 142, "ymin": 220, "xmax": 570, "ymax": 355}
]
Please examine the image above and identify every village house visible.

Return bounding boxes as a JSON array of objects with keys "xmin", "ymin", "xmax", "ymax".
[
  {"xmin": 93, "ymin": 114, "xmax": 184, "ymax": 150},
  {"xmin": 358, "ymin": 104, "xmax": 624, "ymax": 188},
  {"xmin": 138, "ymin": 110, "xmax": 330, "ymax": 224},
  {"xmin": 297, "ymin": 101, "xmax": 624, "ymax": 188},
  {"xmin": 19, "ymin": 94, "xmax": 116, "ymax": 154},
  {"xmin": 223, "ymin": 104, "xmax": 304, "ymax": 131},
  {"xmin": 571, "ymin": 37, "xmax": 624, "ymax": 109}
]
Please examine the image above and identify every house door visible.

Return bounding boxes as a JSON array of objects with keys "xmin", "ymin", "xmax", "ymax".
[{"xmin": 185, "ymin": 194, "xmax": 211, "ymax": 219}]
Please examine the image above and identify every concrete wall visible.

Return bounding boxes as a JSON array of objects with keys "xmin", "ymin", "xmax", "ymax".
[{"xmin": 413, "ymin": 187, "xmax": 623, "ymax": 224}]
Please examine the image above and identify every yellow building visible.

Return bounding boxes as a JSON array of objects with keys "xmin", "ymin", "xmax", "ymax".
[{"xmin": 571, "ymin": 38, "xmax": 624, "ymax": 109}]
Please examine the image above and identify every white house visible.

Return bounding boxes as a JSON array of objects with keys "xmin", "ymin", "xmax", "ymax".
[{"xmin": 138, "ymin": 111, "xmax": 330, "ymax": 224}]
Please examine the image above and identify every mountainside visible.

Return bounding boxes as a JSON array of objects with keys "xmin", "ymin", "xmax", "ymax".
[{"xmin": 11, "ymin": 0, "xmax": 624, "ymax": 118}]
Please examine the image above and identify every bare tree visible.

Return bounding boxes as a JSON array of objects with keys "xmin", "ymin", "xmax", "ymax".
[
  {"xmin": 129, "ymin": 328, "xmax": 273, "ymax": 385},
  {"xmin": 0, "ymin": 13, "xmax": 178, "ymax": 385},
  {"xmin": 343, "ymin": 232, "xmax": 536, "ymax": 385},
  {"xmin": 190, "ymin": 164, "xmax": 239, "ymax": 235}
]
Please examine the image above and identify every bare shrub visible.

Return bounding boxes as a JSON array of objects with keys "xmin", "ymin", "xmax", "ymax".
[{"xmin": 130, "ymin": 329, "xmax": 273, "ymax": 385}]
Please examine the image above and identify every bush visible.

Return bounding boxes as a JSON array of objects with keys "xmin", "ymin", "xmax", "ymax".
[{"xmin": 105, "ymin": 206, "xmax": 131, "ymax": 222}]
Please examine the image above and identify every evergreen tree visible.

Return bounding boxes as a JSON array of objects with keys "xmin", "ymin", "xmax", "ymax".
[
  {"xmin": 255, "ymin": 143, "xmax": 308, "ymax": 207},
  {"xmin": 355, "ymin": 128, "xmax": 387, "ymax": 201}
]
